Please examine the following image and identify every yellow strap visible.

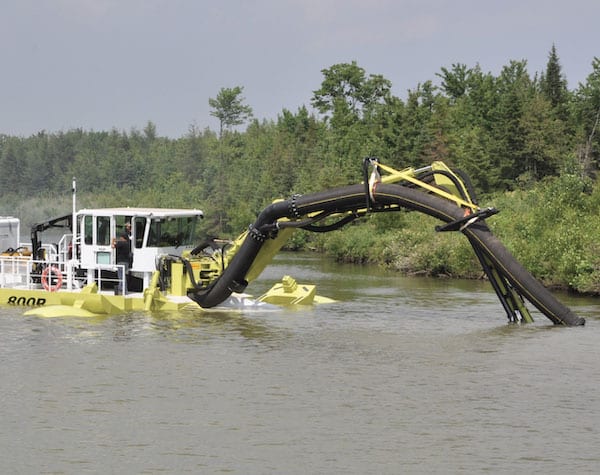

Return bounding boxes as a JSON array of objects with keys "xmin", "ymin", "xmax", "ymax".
[{"xmin": 376, "ymin": 162, "xmax": 478, "ymax": 211}]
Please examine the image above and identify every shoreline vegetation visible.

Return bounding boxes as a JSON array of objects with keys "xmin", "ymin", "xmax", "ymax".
[{"xmin": 2, "ymin": 50, "xmax": 600, "ymax": 295}]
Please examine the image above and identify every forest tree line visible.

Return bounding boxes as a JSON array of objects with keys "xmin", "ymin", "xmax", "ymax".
[{"xmin": 2, "ymin": 47, "xmax": 600, "ymax": 291}]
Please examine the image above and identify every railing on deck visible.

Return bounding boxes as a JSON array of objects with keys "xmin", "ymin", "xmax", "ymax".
[{"xmin": 0, "ymin": 255, "xmax": 126, "ymax": 292}]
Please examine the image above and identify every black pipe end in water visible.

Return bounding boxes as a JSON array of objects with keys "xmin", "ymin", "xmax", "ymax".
[{"xmin": 568, "ymin": 315, "xmax": 586, "ymax": 326}]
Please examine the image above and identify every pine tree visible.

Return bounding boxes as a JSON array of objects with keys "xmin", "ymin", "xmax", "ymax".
[{"xmin": 540, "ymin": 44, "xmax": 569, "ymax": 118}]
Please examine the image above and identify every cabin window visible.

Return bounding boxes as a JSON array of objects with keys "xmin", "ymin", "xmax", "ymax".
[
  {"xmin": 83, "ymin": 216, "xmax": 92, "ymax": 245},
  {"xmin": 133, "ymin": 217, "xmax": 146, "ymax": 249},
  {"xmin": 97, "ymin": 216, "xmax": 111, "ymax": 246},
  {"xmin": 147, "ymin": 216, "xmax": 200, "ymax": 247},
  {"xmin": 179, "ymin": 216, "xmax": 200, "ymax": 245},
  {"xmin": 96, "ymin": 251, "xmax": 111, "ymax": 265},
  {"xmin": 115, "ymin": 216, "xmax": 132, "ymax": 237}
]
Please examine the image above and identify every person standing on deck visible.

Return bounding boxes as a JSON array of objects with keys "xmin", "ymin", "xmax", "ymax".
[{"xmin": 124, "ymin": 221, "xmax": 133, "ymax": 264}]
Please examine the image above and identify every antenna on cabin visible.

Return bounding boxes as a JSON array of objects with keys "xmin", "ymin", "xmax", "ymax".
[{"xmin": 72, "ymin": 177, "xmax": 77, "ymax": 260}]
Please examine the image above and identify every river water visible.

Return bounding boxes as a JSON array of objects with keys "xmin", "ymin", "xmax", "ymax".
[{"xmin": 1, "ymin": 253, "xmax": 600, "ymax": 474}]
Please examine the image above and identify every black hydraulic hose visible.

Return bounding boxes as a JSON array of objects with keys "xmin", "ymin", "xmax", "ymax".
[
  {"xmin": 157, "ymin": 255, "xmax": 205, "ymax": 292},
  {"xmin": 180, "ymin": 257, "xmax": 204, "ymax": 290},
  {"xmin": 452, "ymin": 168, "xmax": 479, "ymax": 205},
  {"xmin": 301, "ymin": 213, "xmax": 359, "ymax": 233},
  {"xmin": 274, "ymin": 210, "xmax": 346, "ymax": 230}
]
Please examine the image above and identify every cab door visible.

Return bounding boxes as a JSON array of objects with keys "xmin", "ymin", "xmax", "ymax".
[
  {"xmin": 129, "ymin": 216, "xmax": 147, "ymax": 271},
  {"xmin": 79, "ymin": 214, "xmax": 114, "ymax": 269}
]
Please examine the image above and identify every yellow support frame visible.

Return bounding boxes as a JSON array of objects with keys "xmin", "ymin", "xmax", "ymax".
[{"xmin": 377, "ymin": 161, "xmax": 479, "ymax": 211}]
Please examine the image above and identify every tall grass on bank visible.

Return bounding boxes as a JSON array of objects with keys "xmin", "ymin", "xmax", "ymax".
[{"xmin": 490, "ymin": 173, "xmax": 600, "ymax": 293}]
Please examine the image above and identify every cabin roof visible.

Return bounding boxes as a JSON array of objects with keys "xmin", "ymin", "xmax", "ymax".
[{"xmin": 76, "ymin": 207, "xmax": 204, "ymax": 218}]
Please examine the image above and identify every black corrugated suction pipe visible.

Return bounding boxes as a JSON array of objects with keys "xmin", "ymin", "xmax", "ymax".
[{"xmin": 187, "ymin": 182, "xmax": 584, "ymax": 326}]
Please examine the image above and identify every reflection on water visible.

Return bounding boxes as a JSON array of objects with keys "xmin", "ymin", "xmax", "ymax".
[
  {"xmin": 150, "ymin": 310, "xmax": 290, "ymax": 345},
  {"xmin": 1, "ymin": 252, "xmax": 600, "ymax": 474}
]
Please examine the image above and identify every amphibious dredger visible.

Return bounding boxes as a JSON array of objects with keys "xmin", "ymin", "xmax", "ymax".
[{"xmin": 0, "ymin": 159, "xmax": 585, "ymax": 325}]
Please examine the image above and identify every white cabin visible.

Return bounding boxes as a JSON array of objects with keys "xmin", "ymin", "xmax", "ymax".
[{"xmin": 76, "ymin": 207, "xmax": 204, "ymax": 289}]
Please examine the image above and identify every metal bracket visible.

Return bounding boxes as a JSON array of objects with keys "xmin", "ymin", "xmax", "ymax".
[{"xmin": 435, "ymin": 207, "xmax": 499, "ymax": 233}]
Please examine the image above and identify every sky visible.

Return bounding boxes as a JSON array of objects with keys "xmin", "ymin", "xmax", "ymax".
[{"xmin": 1, "ymin": 0, "xmax": 599, "ymax": 138}]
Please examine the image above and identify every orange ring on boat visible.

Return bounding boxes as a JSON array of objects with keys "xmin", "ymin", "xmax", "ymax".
[{"xmin": 41, "ymin": 266, "xmax": 63, "ymax": 292}]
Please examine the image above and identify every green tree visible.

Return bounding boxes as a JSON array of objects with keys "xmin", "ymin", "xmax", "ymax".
[
  {"xmin": 370, "ymin": 95, "xmax": 408, "ymax": 167},
  {"xmin": 208, "ymin": 87, "xmax": 254, "ymax": 233},
  {"xmin": 311, "ymin": 61, "xmax": 391, "ymax": 124},
  {"xmin": 0, "ymin": 137, "xmax": 25, "ymax": 195},
  {"xmin": 540, "ymin": 44, "xmax": 569, "ymax": 122},
  {"xmin": 519, "ymin": 94, "xmax": 567, "ymax": 180},
  {"xmin": 209, "ymin": 86, "xmax": 253, "ymax": 137},
  {"xmin": 540, "ymin": 45, "xmax": 568, "ymax": 109},
  {"xmin": 311, "ymin": 62, "xmax": 392, "ymax": 183},
  {"xmin": 490, "ymin": 60, "xmax": 534, "ymax": 186},
  {"xmin": 277, "ymin": 107, "xmax": 327, "ymax": 192},
  {"xmin": 46, "ymin": 129, "xmax": 80, "ymax": 193},
  {"xmin": 400, "ymin": 81, "xmax": 440, "ymax": 167},
  {"xmin": 437, "ymin": 63, "xmax": 471, "ymax": 101},
  {"xmin": 24, "ymin": 131, "xmax": 55, "ymax": 194},
  {"xmin": 573, "ymin": 57, "xmax": 600, "ymax": 177},
  {"xmin": 143, "ymin": 120, "xmax": 157, "ymax": 141}
]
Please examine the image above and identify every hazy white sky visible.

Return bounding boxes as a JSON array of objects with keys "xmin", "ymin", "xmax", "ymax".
[{"xmin": 1, "ymin": 0, "xmax": 598, "ymax": 137}]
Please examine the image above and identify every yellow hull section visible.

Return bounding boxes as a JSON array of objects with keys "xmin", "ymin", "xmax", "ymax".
[
  {"xmin": 0, "ymin": 280, "xmax": 196, "ymax": 318},
  {"xmin": 1, "ymin": 273, "xmax": 329, "ymax": 318}
]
